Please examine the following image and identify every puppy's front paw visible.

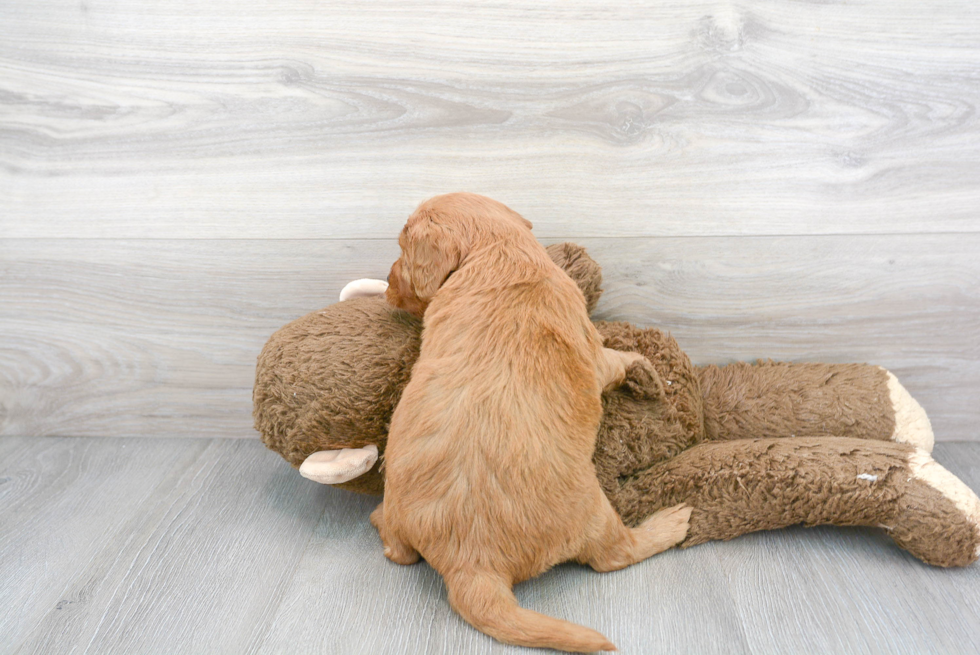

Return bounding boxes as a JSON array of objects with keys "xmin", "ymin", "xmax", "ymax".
[{"xmin": 622, "ymin": 355, "xmax": 666, "ymax": 401}]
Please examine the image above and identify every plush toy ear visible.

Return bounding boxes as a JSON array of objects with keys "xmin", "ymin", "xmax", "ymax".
[
  {"xmin": 545, "ymin": 243, "xmax": 603, "ymax": 315},
  {"xmin": 299, "ymin": 445, "xmax": 379, "ymax": 484},
  {"xmin": 339, "ymin": 279, "xmax": 389, "ymax": 302}
]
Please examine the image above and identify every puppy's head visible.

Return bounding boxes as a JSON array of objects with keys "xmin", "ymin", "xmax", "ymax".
[
  {"xmin": 385, "ymin": 212, "xmax": 462, "ymax": 317},
  {"xmin": 385, "ymin": 193, "xmax": 532, "ymax": 317}
]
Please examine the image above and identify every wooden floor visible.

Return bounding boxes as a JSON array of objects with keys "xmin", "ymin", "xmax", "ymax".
[
  {"xmin": 1, "ymin": 436, "xmax": 979, "ymax": 655},
  {"xmin": 3, "ymin": 1, "xmax": 980, "ymax": 653}
]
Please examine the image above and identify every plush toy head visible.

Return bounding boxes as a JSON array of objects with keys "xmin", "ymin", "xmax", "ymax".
[{"xmin": 253, "ymin": 243, "xmax": 606, "ymax": 495}]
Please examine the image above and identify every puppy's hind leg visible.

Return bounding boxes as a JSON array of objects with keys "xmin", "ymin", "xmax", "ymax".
[
  {"xmin": 370, "ymin": 502, "xmax": 420, "ymax": 565},
  {"xmin": 578, "ymin": 490, "xmax": 691, "ymax": 573}
]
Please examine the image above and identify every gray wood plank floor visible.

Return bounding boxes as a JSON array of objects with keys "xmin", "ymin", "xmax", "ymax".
[{"xmin": 3, "ymin": 436, "xmax": 979, "ymax": 654}]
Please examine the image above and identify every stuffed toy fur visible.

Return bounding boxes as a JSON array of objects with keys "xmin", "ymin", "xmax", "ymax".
[{"xmin": 254, "ymin": 243, "xmax": 980, "ymax": 567}]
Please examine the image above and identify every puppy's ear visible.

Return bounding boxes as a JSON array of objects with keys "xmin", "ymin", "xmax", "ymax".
[
  {"xmin": 403, "ymin": 217, "xmax": 462, "ymax": 301},
  {"xmin": 519, "ymin": 216, "xmax": 533, "ymax": 231}
]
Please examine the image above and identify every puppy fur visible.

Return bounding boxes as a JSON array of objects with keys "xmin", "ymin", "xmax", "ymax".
[{"xmin": 375, "ymin": 193, "xmax": 691, "ymax": 652}]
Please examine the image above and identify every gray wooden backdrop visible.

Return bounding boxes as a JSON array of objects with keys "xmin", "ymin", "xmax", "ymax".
[{"xmin": 2, "ymin": 0, "xmax": 979, "ymax": 442}]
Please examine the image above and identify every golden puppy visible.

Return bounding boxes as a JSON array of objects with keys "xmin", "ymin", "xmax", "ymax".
[{"xmin": 374, "ymin": 193, "xmax": 691, "ymax": 652}]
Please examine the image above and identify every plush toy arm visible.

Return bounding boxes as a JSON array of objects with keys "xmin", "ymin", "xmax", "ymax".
[
  {"xmin": 698, "ymin": 361, "xmax": 934, "ymax": 452},
  {"xmin": 613, "ymin": 437, "xmax": 980, "ymax": 567}
]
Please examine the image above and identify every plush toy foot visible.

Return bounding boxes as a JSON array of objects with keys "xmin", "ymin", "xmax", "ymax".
[
  {"xmin": 883, "ymin": 369, "xmax": 934, "ymax": 452},
  {"xmin": 339, "ymin": 278, "xmax": 389, "ymax": 301},
  {"xmin": 894, "ymin": 448, "xmax": 980, "ymax": 566},
  {"xmin": 299, "ymin": 445, "xmax": 379, "ymax": 484}
]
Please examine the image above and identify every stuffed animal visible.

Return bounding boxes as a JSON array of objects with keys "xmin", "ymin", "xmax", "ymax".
[{"xmin": 254, "ymin": 243, "xmax": 980, "ymax": 567}]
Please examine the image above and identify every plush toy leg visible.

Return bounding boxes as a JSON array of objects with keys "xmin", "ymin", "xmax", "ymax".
[
  {"xmin": 698, "ymin": 362, "xmax": 933, "ymax": 452},
  {"xmin": 614, "ymin": 437, "xmax": 980, "ymax": 567}
]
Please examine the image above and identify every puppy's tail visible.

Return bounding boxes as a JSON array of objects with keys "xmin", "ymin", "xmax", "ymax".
[{"xmin": 444, "ymin": 567, "xmax": 616, "ymax": 653}]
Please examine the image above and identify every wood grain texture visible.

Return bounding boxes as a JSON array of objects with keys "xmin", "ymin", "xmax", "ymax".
[
  {"xmin": 256, "ymin": 506, "xmax": 748, "ymax": 655},
  {"xmin": 0, "ymin": 437, "xmax": 212, "ymax": 651},
  {"xmin": 2, "ymin": 1, "xmax": 979, "ymax": 238},
  {"xmin": 3, "ymin": 0, "xmax": 979, "ymax": 651},
  {"xmin": 2, "ymin": 235, "xmax": 978, "ymax": 440},
  {"xmin": 3, "ymin": 437, "xmax": 980, "ymax": 654},
  {"xmin": 2, "ymin": 437, "xmax": 327, "ymax": 655}
]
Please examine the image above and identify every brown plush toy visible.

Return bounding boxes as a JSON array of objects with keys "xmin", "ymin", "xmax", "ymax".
[{"xmin": 254, "ymin": 243, "xmax": 980, "ymax": 567}]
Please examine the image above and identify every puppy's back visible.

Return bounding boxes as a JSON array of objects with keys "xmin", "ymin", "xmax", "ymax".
[
  {"xmin": 386, "ymin": 240, "xmax": 605, "ymax": 577},
  {"xmin": 381, "ymin": 197, "xmax": 627, "ymax": 651}
]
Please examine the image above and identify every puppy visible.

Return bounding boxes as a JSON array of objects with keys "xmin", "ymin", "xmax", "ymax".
[{"xmin": 374, "ymin": 193, "xmax": 691, "ymax": 652}]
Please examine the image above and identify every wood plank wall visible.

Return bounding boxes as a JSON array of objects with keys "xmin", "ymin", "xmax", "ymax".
[{"xmin": 2, "ymin": 1, "xmax": 978, "ymax": 441}]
